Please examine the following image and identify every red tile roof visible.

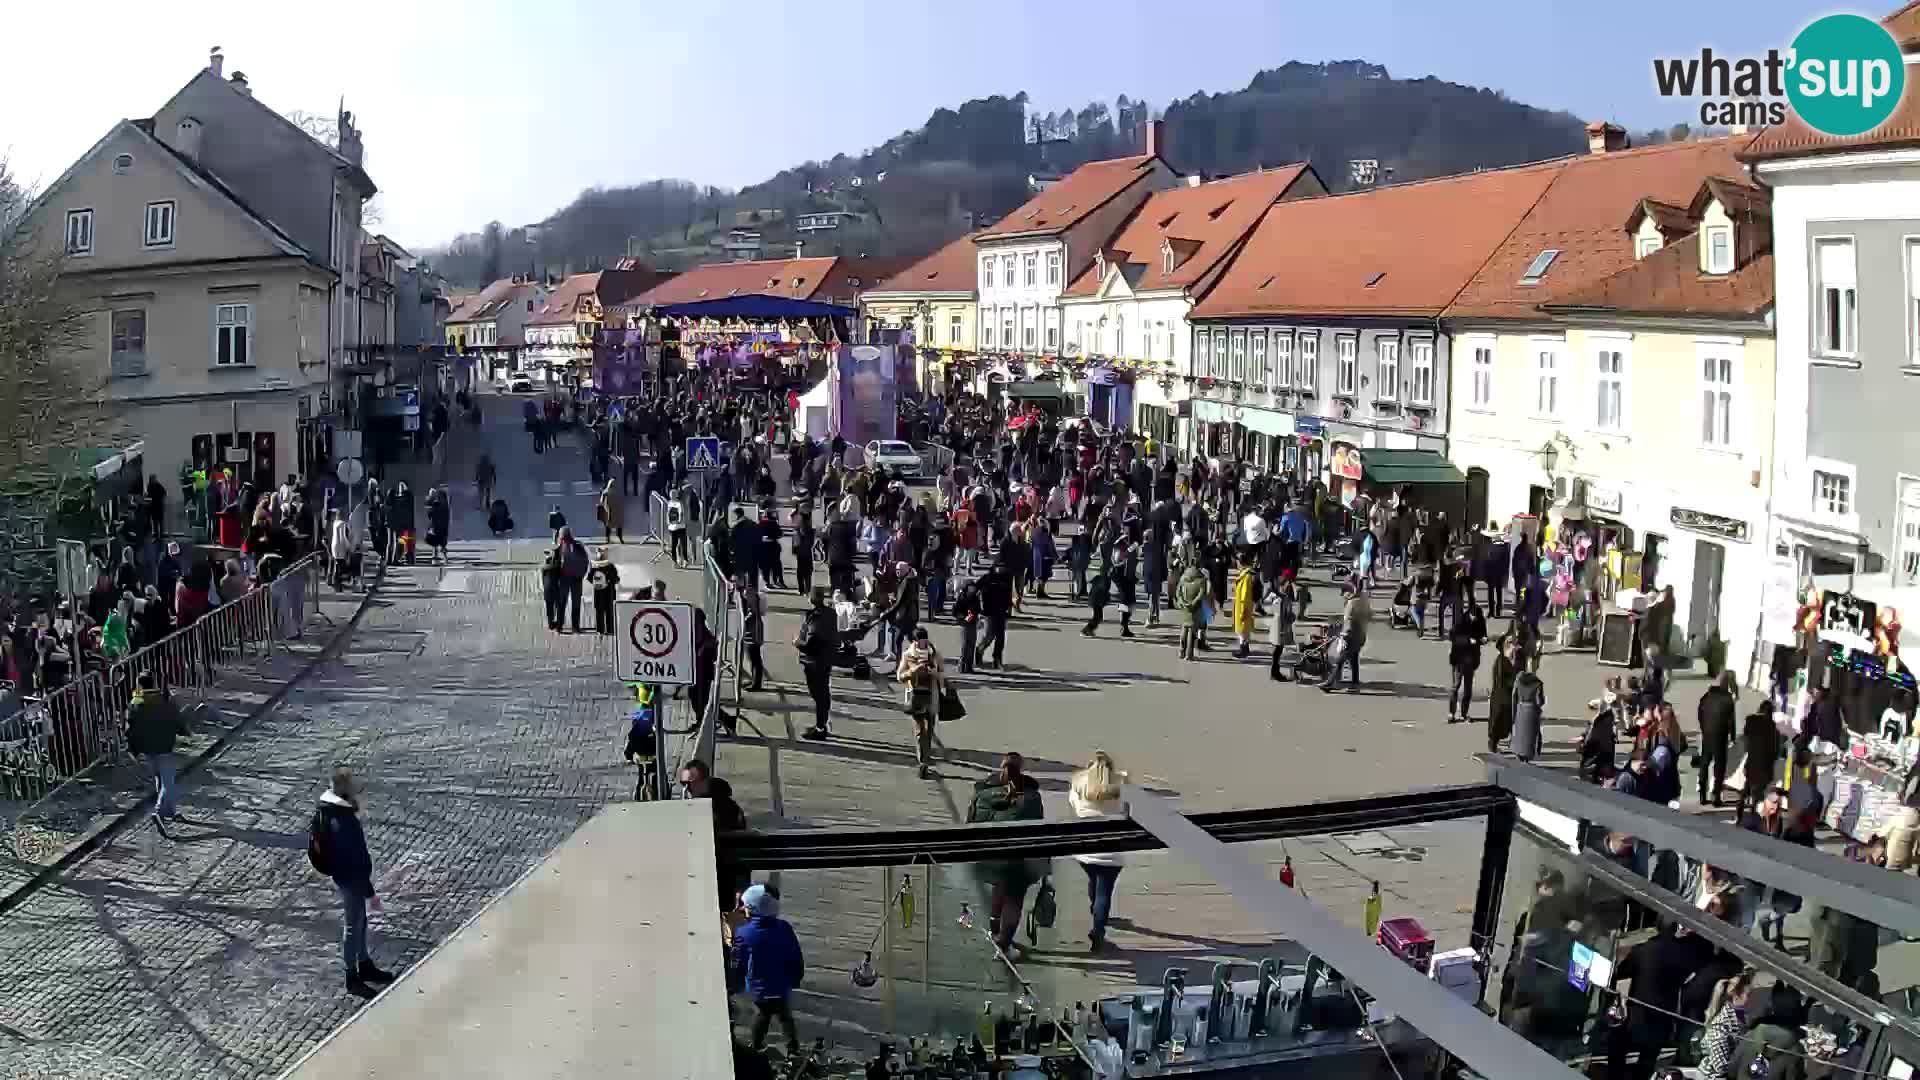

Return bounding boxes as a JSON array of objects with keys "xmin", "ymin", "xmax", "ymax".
[
  {"xmin": 1744, "ymin": 5, "xmax": 1920, "ymax": 160},
  {"xmin": 1542, "ymin": 231, "xmax": 1773, "ymax": 318},
  {"xmin": 528, "ymin": 272, "xmax": 602, "ymax": 325},
  {"xmin": 1189, "ymin": 163, "xmax": 1563, "ymax": 320},
  {"xmin": 974, "ymin": 154, "xmax": 1161, "ymax": 239},
  {"xmin": 866, "ymin": 232, "xmax": 982, "ymax": 295},
  {"xmin": 1062, "ymin": 165, "xmax": 1316, "ymax": 298},
  {"xmin": 1444, "ymin": 136, "xmax": 1754, "ymax": 319},
  {"xmin": 632, "ymin": 257, "xmax": 844, "ymax": 307},
  {"xmin": 826, "ymin": 255, "xmax": 924, "ymax": 303},
  {"xmin": 446, "ymin": 278, "xmax": 521, "ymax": 323},
  {"xmin": 1625, "ymin": 198, "xmax": 1694, "ymax": 238}
]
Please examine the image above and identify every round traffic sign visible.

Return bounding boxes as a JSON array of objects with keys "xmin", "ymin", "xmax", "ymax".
[
  {"xmin": 335, "ymin": 457, "xmax": 365, "ymax": 486},
  {"xmin": 628, "ymin": 606, "xmax": 680, "ymax": 659}
]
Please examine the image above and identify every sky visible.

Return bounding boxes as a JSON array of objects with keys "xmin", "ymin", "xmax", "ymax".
[{"xmin": 0, "ymin": 0, "xmax": 1830, "ymax": 252}]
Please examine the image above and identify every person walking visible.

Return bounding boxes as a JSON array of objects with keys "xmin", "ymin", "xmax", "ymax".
[
  {"xmin": 897, "ymin": 628, "xmax": 944, "ymax": 778},
  {"xmin": 796, "ymin": 588, "xmax": 837, "ymax": 741},
  {"xmin": 1175, "ymin": 560, "xmax": 1211, "ymax": 660},
  {"xmin": 1068, "ymin": 751, "xmax": 1125, "ymax": 951},
  {"xmin": 1320, "ymin": 582, "xmax": 1370, "ymax": 693},
  {"xmin": 311, "ymin": 766, "xmax": 397, "ymax": 998},
  {"xmin": 1447, "ymin": 596, "xmax": 1488, "ymax": 723},
  {"xmin": 125, "ymin": 671, "xmax": 189, "ymax": 833},
  {"xmin": 1487, "ymin": 635, "xmax": 1520, "ymax": 754},
  {"xmin": 1265, "ymin": 573, "xmax": 1300, "ymax": 681},
  {"xmin": 589, "ymin": 548, "xmax": 621, "ymax": 636},
  {"xmin": 1080, "ymin": 555, "xmax": 1112, "ymax": 639},
  {"xmin": 967, "ymin": 753, "xmax": 1045, "ymax": 956},
  {"xmin": 598, "ymin": 478, "xmax": 626, "ymax": 543},
  {"xmin": 556, "ymin": 527, "xmax": 589, "ymax": 633},
  {"xmin": 732, "ymin": 883, "xmax": 806, "ymax": 1056},
  {"xmin": 1109, "ymin": 540, "xmax": 1139, "ymax": 638},
  {"xmin": 1697, "ymin": 670, "xmax": 1739, "ymax": 807},
  {"xmin": 476, "ymin": 453, "xmax": 497, "ymax": 510},
  {"xmin": 739, "ymin": 577, "xmax": 768, "ymax": 693},
  {"xmin": 975, "ymin": 559, "xmax": 1013, "ymax": 669},
  {"xmin": 1737, "ymin": 702, "xmax": 1782, "ymax": 815}
]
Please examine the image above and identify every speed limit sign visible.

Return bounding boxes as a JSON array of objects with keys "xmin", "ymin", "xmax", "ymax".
[{"xmin": 615, "ymin": 600, "xmax": 695, "ymax": 686}]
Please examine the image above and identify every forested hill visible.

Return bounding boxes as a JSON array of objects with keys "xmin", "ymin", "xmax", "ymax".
[{"xmin": 427, "ymin": 60, "xmax": 1599, "ymax": 287}]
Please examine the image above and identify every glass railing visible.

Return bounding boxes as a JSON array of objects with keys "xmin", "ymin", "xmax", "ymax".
[{"xmin": 722, "ymin": 831, "xmax": 1493, "ymax": 1077}]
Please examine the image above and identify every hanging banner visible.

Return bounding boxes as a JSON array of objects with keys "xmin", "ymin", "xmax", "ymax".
[
  {"xmin": 1330, "ymin": 443, "xmax": 1364, "ymax": 481},
  {"xmin": 1759, "ymin": 560, "xmax": 1801, "ymax": 646}
]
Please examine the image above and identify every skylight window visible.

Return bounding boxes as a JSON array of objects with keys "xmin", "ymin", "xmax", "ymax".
[
  {"xmin": 1259, "ymin": 275, "xmax": 1276, "ymax": 290},
  {"xmin": 1365, "ymin": 272, "xmax": 1386, "ymax": 288},
  {"xmin": 1207, "ymin": 201, "xmax": 1233, "ymax": 221},
  {"xmin": 1518, "ymin": 249, "xmax": 1561, "ymax": 285},
  {"xmin": 1158, "ymin": 213, "xmax": 1179, "ymax": 228}
]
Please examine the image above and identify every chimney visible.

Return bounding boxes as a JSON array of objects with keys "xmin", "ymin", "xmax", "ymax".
[
  {"xmin": 230, "ymin": 71, "xmax": 251, "ymax": 97},
  {"xmin": 1728, "ymin": 122, "xmax": 1749, "ymax": 136},
  {"xmin": 1585, "ymin": 121, "xmax": 1629, "ymax": 154},
  {"xmin": 173, "ymin": 117, "xmax": 203, "ymax": 163},
  {"xmin": 208, "ymin": 46, "xmax": 224, "ymax": 79},
  {"xmin": 1145, "ymin": 118, "xmax": 1165, "ymax": 158},
  {"xmin": 1186, "ymin": 174, "xmax": 1203, "ymax": 188}
]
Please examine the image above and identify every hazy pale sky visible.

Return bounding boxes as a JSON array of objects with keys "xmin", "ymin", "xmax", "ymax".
[{"xmin": 1, "ymin": 0, "xmax": 1825, "ymax": 252}]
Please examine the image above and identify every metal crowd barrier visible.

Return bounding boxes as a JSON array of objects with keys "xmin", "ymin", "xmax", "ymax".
[
  {"xmin": 648, "ymin": 492, "xmax": 669, "ymax": 551},
  {"xmin": 914, "ymin": 441, "xmax": 956, "ymax": 479},
  {"xmin": 2, "ymin": 552, "xmax": 322, "ymax": 856}
]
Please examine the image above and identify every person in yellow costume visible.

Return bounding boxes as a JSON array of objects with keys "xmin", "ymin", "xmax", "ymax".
[{"xmin": 1232, "ymin": 552, "xmax": 1259, "ymax": 659}]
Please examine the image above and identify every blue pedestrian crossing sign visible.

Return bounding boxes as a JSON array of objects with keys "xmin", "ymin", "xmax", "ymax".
[{"xmin": 685, "ymin": 437, "xmax": 723, "ymax": 471}]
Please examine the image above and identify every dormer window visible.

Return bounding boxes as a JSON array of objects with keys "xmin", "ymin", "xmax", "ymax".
[
  {"xmin": 1094, "ymin": 252, "xmax": 1106, "ymax": 280},
  {"xmin": 1162, "ymin": 242, "xmax": 1174, "ymax": 276},
  {"xmin": 1705, "ymin": 226, "xmax": 1733, "ymax": 274},
  {"xmin": 1636, "ymin": 235, "xmax": 1663, "ymax": 259}
]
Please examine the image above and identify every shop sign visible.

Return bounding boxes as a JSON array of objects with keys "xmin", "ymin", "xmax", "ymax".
[
  {"xmin": 1587, "ymin": 485, "xmax": 1623, "ymax": 515},
  {"xmin": 1330, "ymin": 444, "xmax": 1363, "ymax": 481},
  {"xmin": 1820, "ymin": 590, "xmax": 1879, "ymax": 654},
  {"xmin": 1669, "ymin": 506, "xmax": 1748, "ymax": 542},
  {"xmin": 1293, "ymin": 416, "xmax": 1324, "ymax": 436},
  {"xmin": 1759, "ymin": 559, "xmax": 1801, "ymax": 645}
]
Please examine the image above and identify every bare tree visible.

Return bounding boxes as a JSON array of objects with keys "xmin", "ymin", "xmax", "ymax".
[
  {"xmin": 285, "ymin": 109, "xmax": 381, "ymax": 226},
  {"xmin": 0, "ymin": 160, "xmax": 125, "ymax": 591}
]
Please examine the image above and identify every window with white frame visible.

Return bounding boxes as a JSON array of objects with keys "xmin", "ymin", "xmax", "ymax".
[
  {"xmin": 110, "ymin": 309, "xmax": 146, "ymax": 377},
  {"xmin": 1045, "ymin": 251, "xmax": 1060, "ymax": 285},
  {"xmin": 64, "ymin": 209, "xmax": 93, "ymax": 255},
  {"xmin": 1899, "ymin": 482, "xmax": 1920, "ymax": 585},
  {"xmin": 1335, "ymin": 335, "xmax": 1358, "ymax": 396},
  {"xmin": 1145, "ymin": 323, "xmax": 1155, "ymax": 361},
  {"xmin": 144, "ymin": 201, "xmax": 175, "ymax": 247},
  {"xmin": 1044, "ymin": 310, "xmax": 1059, "ymax": 351},
  {"xmin": 980, "ymin": 309, "xmax": 995, "ymax": 348},
  {"xmin": 1297, "ymin": 334, "xmax": 1317, "ymax": 390},
  {"xmin": 1023, "ymin": 253, "xmax": 1037, "ymax": 287},
  {"xmin": 1002, "ymin": 256, "xmax": 1016, "ymax": 286},
  {"xmin": 1221, "ymin": 330, "xmax": 1241, "ymax": 379},
  {"xmin": 1908, "ymin": 239, "xmax": 1920, "ymax": 366},
  {"xmin": 1814, "ymin": 468, "xmax": 1852, "ymax": 516},
  {"xmin": 1195, "ymin": 330, "xmax": 1211, "ymax": 377},
  {"xmin": 1271, "ymin": 331, "xmax": 1293, "ymax": 387},
  {"xmin": 1699, "ymin": 352, "xmax": 1735, "ymax": 447},
  {"xmin": 1002, "ymin": 309, "xmax": 1014, "ymax": 348},
  {"xmin": 949, "ymin": 313, "xmax": 962, "ymax": 345},
  {"xmin": 1468, "ymin": 345, "xmax": 1494, "ymax": 408},
  {"xmin": 1375, "ymin": 337, "xmax": 1400, "ymax": 401},
  {"xmin": 1816, "ymin": 237, "xmax": 1857, "ymax": 357},
  {"xmin": 1595, "ymin": 347, "xmax": 1625, "ymax": 431},
  {"xmin": 214, "ymin": 303, "xmax": 252, "ymax": 366},
  {"xmin": 1705, "ymin": 226, "xmax": 1732, "ymax": 274},
  {"xmin": 1114, "ymin": 314, "xmax": 1126, "ymax": 358},
  {"xmin": 982, "ymin": 258, "xmax": 994, "ymax": 289},
  {"xmin": 1636, "ymin": 235, "xmax": 1662, "ymax": 258},
  {"xmin": 1212, "ymin": 330, "xmax": 1228, "ymax": 378},
  {"xmin": 1409, "ymin": 339, "xmax": 1434, "ymax": 405},
  {"xmin": 1534, "ymin": 346, "xmax": 1560, "ymax": 416},
  {"xmin": 1249, "ymin": 331, "xmax": 1267, "ymax": 384}
]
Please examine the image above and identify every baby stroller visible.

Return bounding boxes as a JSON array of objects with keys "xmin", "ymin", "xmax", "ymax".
[
  {"xmin": 488, "ymin": 498, "xmax": 515, "ymax": 537},
  {"xmin": 834, "ymin": 614, "xmax": 880, "ymax": 679},
  {"xmin": 1387, "ymin": 578, "xmax": 1415, "ymax": 629},
  {"xmin": 1292, "ymin": 625, "xmax": 1339, "ymax": 683}
]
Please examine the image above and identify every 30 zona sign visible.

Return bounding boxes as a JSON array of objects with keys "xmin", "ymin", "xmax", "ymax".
[{"xmin": 615, "ymin": 600, "xmax": 695, "ymax": 686}]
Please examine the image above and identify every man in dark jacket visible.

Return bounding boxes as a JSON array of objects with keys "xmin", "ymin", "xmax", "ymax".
[
  {"xmin": 975, "ymin": 561, "xmax": 1014, "ymax": 669},
  {"xmin": 728, "ymin": 508, "xmax": 762, "ymax": 588},
  {"xmin": 966, "ymin": 753, "xmax": 1045, "ymax": 952},
  {"xmin": 1447, "ymin": 597, "xmax": 1488, "ymax": 724},
  {"xmin": 1728, "ymin": 984, "xmax": 1810, "ymax": 1080},
  {"xmin": 125, "ymin": 671, "xmax": 189, "ymax": 828},
  {"xmin": 1696, "ymin": 671, "xmax": 1739, "ymax": 806},
  {"xmin": 1480, "ymin": 528, "xmax": 1511, "ymax": 619},
  {"xmin": 733, "ymin": 883, "xmax": 805, "ymax": 1053},
  {"xmin": 316, "ymin": 767, "xmax": 396, "ymax": 997},
  {"xmin": 796, "ymin": 589, "xmax": 837, "ymax": 741},
  {"xmin": 1605, "ymin": 923, "xmax": 1714, "ymax": 1080}
]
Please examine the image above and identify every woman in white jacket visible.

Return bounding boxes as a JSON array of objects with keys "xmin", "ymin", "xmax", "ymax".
[{"xmin": 1069, "ymin": 751, "xmax": 1126, "ymax": 951}]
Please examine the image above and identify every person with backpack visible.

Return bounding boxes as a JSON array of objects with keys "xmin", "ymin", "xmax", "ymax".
[
  {"xmin": 309, "ymin": 766, "xmax": 396, "ymax": 998},
  {"xmin": 795, "ymin": 588, "xmax": 837, "ymax": 741},
  {"xmin": 125, "ymin": 670, "xmax": 189, "ymax": 832}
]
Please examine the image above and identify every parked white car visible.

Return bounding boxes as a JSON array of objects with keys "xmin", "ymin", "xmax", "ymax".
[{"xmin": 864, "ymin": 439, "xmax": 923, "ymax": 478}]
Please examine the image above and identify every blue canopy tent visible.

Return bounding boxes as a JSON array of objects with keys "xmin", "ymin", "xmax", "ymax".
[{"xmin": 651, "ymin": 296, "xmax": 855, "ymax": 320}]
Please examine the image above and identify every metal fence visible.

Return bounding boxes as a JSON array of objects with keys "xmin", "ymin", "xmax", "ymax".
[
  {"xmin": 914, "ymin": 441, "xmax": 956, "ymax": 479},
  {"xmin": 1, "ymin": 552, "xmax": 322, "ymax": 857}
]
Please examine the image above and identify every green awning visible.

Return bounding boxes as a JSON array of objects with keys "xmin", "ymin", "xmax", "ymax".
[
  {"xmin": 1361, "ymin": 449, "xmax": 1465, "ymax": 486},
  {"xmin": 1002, "ymin": 381, "xmax": 1068, "ymax": 400}
]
